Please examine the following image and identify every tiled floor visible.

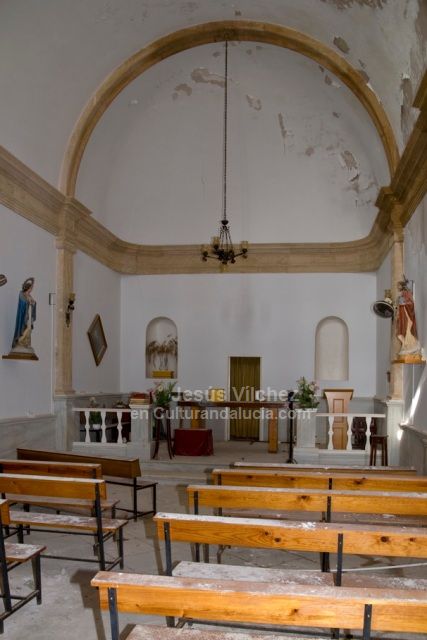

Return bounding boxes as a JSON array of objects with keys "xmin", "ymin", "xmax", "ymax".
[{"xmin": 3, "ymin": 446, "xmax": 427, "ymax": 639}]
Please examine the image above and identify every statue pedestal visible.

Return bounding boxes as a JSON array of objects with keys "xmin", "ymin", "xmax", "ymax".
[
  {"xmin": 3, "ymin": 346, "xmax": 38, "ymax": 360},
  {"xmin": 296, "ymin": 409, "xmax": 318, "ymax": 448}
]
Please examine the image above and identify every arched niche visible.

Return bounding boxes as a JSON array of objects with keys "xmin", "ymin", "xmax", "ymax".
[
  {"xmin": 315, "ymin": 316, "xmax": 349, "ymax": 381},
  {"xmin": 145, "ymin": 317, "xmax": 178, "ymax": 378}
]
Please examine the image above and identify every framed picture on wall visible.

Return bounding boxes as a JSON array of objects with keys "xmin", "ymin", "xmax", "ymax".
[{"xmin": 87, "ymin": 314, "xmax": 107, "ymax": 366}]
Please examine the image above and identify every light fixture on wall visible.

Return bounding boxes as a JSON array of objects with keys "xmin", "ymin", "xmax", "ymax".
[
  {"xmin": 0, "ymin": 274, "xmax": 7, "ymax": 287},
  {"xmin": 65, "ymin": 293, "xmax": 76, "ymax": 327},
  {"xmin": 372, "ymin": 289, "xmax": 394, "ymax": 319},
  {"xmin": 201, "ymin": 40, "xmax": 248, "ymax": 269}
]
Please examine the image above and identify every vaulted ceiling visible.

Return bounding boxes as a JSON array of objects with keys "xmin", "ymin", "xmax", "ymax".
[{"xmin": 0, "ymin": 0, "xmax": 426, "ymax": 270}]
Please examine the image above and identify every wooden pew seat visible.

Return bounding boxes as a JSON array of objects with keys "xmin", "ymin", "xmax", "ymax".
[
  {"xmin": 0, "ymin": 499, "xmax": 45, "ymax": 634},
  {"xmin": 126, "ymin": 625, "xmax": 324, "ymax": 640},
  {"xmin": 172, "ymin": 560, "xmax": 334, "ymax": 586}
]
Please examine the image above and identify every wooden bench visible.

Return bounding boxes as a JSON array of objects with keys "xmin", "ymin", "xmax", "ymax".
[
  {"xmin": 0, "ymin": 459, "xmax": 118, "ymax": 516},
  {"xmin": 0, "ymin": 499, "xmax": 45, "ymax": 634},
  {"xmin": 0, "ymin": 473, "xmax": 127, "ymax": 570},
  {"xmin": 233, "ymin": 461, "xmax": 417, "ymax": 475},
  {"xmin": 17, "ymin": 448, "xmax": 156, "ymax": 520},
  {"xmin": 154, "ymin": 511, "xmax": 427, "ymax": 587},
  {"xmin": 91, "ymin": 571, "xmax": 427, "ymax": 640},
  {"xmin": 212, "ymin": 467, "xmax": 427, "ymax": 492},
  {"xmin": 187, "ymin": 484, "xmax": 427, "ymax": 527}
]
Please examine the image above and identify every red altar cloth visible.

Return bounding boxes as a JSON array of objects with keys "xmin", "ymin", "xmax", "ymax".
[{"xmin": 173, "ymin": 428, "xmax": 214, "ymax": 456}]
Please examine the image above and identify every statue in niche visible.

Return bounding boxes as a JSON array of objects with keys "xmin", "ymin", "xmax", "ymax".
[
  {"xmin": 3, "ymin": 277, "xmax": 39, "ymax": 360},
  {"xmin": 396, "ymin": 277, "xmax": 422, "ymax": 360}
]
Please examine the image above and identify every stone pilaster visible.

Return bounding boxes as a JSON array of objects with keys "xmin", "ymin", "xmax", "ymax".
[
  {"xmin": 388, "ymin": 213, "xmax": 404, "ymax": 400},
  {"xmin": 54, "ymin": 198, "xmax": 81, "ymax": 395}
]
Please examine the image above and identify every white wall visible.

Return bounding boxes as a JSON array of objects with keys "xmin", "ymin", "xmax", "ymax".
[
  {"xmin": 0, "ymin": 206, "xmax": 56, "ymax": 418},
  {"xmin": 121, "ymin": 272, "xmax": 377, "ymax": 397},
  {"xmin": 73, "ymin": 251, "xmax": 121, "ymax": 394}
]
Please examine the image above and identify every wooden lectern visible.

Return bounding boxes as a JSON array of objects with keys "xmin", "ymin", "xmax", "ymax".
[{"xmin": 323, "ymin": 388, "xmax": 354, "ymax": 450}]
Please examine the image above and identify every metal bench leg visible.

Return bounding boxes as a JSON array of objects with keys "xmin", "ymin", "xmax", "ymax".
[
  {"xmin": 133, "ymin": 478, "xmax": 138, "ymax": 522},
  {"xmin": 118, "ymin": 527, "xmax": 124, "ymax": 570},
  {"xmin": 32, "ymin": 555, "xmax": 42, "ymax": 604}
]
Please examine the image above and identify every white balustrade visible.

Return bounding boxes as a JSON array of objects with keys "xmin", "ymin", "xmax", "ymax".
[
  {"xmin": 316, "ymin": 413, "xmax": 386, "ymax": 451},
  {"xmin": 73, "ymin": 408, "xmax": 130, "ymax": 444}
]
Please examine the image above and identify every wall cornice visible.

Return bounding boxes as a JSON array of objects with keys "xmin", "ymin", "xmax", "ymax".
[{"xmin": 0, "ymin": 144, "xmax": 61, "ymax": 235}]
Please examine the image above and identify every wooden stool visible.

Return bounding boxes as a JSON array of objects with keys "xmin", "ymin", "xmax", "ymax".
[{"xmin": 369, "ymin": 435, "xmax": 388, "ymax": 466}]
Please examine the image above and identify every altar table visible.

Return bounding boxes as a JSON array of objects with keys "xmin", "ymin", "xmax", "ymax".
[{"xmin": 173, "ymin": 428, "xmax": 214, "ymax": 456}]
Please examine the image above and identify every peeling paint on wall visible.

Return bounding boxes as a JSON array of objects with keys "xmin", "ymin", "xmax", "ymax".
[
  {"xmin": 278, "ymin": 113, "xmax": 288, "ymax": 153},
  {"xmin": 320, "ymin": 0, "xmax": 387, "ymax": 9},
  {"xmin": 235, "ymin": 10, "xmax": 242, "ymax": 16},
  {"xmin": 340, "ymin": 150, "xmax": 358, "ymax": 171},
  {"xmin": 246, "ymin": 94, "xmax": 262, "ymax": 111},
  {"xmin": 173, "ymin": 83, "xmax": 192, "ymax": 100},
  {"xmin": 191, "ymin": 68, "xmax": 224, "ymax": 88},
  {"xmin": 212, "ymin": 51, "xmax": 221, "ymax": 58},
  {"xmin": 325, "ymin": 75, "xmax": 342, "ymax": 89},
  {"xmin": 305, "ymin": 146, "xmax": 315, "ymax": 156},
  {"xmin": 333, "ymin": 112, "xmax": 340, "ymax": 118},
  {"xmin": 246, "ymin": 49, "xmax": 253, "ymax": 55},
  {"xmin": 400, "ymin": 75, "xmax": 414, "ymax": 142},
  {"xmin": 333, "ymin": 36, "xmax": 350, "ymax": 53}
]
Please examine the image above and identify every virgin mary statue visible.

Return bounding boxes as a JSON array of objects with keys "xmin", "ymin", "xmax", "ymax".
[{"xmin": 4, "ymin": 277, "xmax": 39, "ymax": 360}]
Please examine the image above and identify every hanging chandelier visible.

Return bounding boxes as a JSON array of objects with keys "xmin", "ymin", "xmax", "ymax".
[{"xmin": 201, "ymin": 40, "xmax": 248, "ymax": 268}]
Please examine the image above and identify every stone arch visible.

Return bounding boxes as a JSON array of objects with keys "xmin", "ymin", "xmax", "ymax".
[
  {"xmin": 315, "ymin": 316, "xmax": 349, "ymax": 381},
  {"xmin": 59, "ymin": 20, "xmax": 399, "ymax": 197}
]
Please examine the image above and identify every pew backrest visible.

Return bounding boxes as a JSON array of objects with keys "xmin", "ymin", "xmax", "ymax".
[
  {"xmin": 0, "ymin": 473, "xmax": 107, "ymax": 501},
  {"xmin": 0, "ymin": 459, "xmax": 102, "ymax": 479},
  {"xmin": 154, "ymin": 511, "xmax": 427, "ymax": 559},
  {"xmin": 187, "ymin": 484, "xmax": 427, "ymax": 518},
  {"xmin": 233, "ymin": 462, "xmax": 417, "ymax": 475},
  {"xmin": 91, "ymin": 572, "xmax": 427, "ymax": 636},
  {"xmin": 212, "ymin": 468, "xmax": 427, "ymax": 492},
  {"xmin": 17, "ymin": 448, "xmax": 141, "ymax": 479}
]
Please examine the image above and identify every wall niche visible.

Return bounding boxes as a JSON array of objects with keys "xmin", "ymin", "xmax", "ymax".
[
  {"xmin": 145, "ymin": 317, "xmax": 178, "ymax": 379},
  {"xmin": 315, "ymin": 316, "xmax": 349, "ymax": 381}
]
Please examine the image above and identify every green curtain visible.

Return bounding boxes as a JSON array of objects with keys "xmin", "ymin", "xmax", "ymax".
[{"xmin": 229, "ymin": 357, "xmax": 260, "ymax": 439}]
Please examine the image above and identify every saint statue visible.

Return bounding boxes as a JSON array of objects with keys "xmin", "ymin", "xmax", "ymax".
[
  {"xmin": 396, "ymin": 277, "xmax": 421, "ymax": 358},
  {"xmin": 3, "ymin": 277, "xmax": 39, "ymax": 360}
]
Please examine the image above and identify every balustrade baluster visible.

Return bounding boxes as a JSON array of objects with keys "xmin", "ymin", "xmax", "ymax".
[
  {"xmin": 327, "ymin": 416, "xmax": 334, "ymax": 450},
  {"xmin": 84, "ymin": 410, "xmax": 91, "ymax": 443},
  {"xmin": 100, "ymin": 410, "xmax": 107, "ymax": 443},
  {"xmin": 117, "ymin": 411, "xmax": 123, "ymax": 444}
]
